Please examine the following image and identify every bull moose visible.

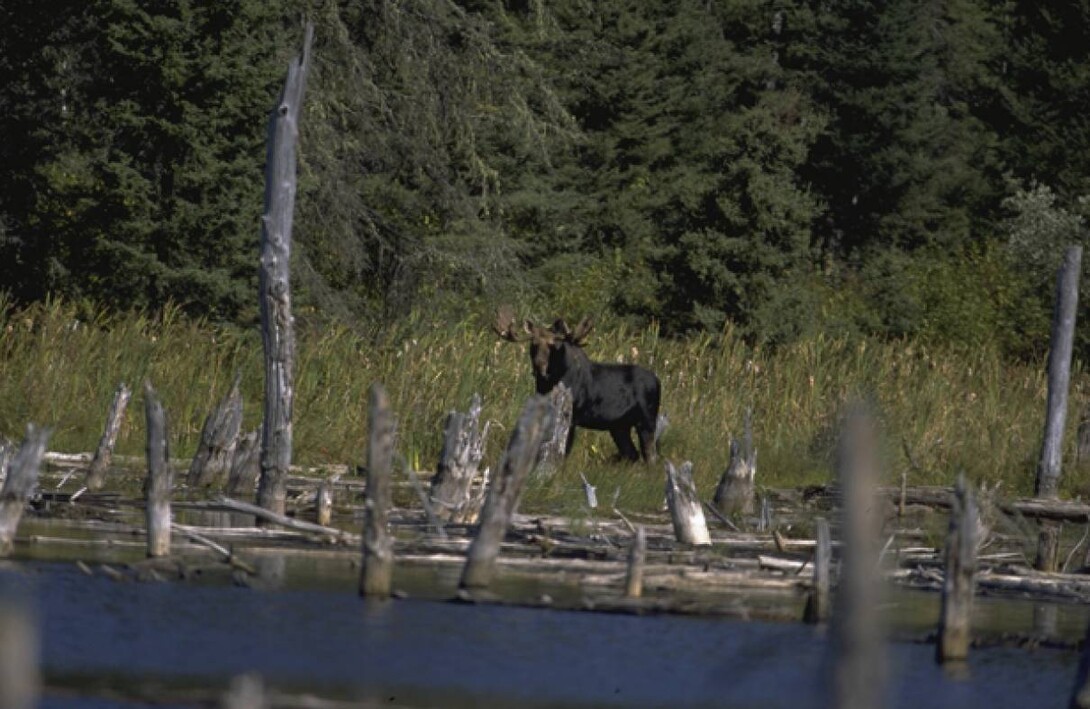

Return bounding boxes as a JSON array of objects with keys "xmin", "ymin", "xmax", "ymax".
[{"xmin": 493, "ymin": 306, "xmax": 661, "ymax": 463}]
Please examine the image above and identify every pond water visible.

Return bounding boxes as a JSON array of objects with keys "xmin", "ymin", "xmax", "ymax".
[{"xmin": 2, "ymin": 519, "xmax": 1087, "ymax": 708}]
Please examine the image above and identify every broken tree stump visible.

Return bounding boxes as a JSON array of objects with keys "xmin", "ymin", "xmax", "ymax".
[
  {"xmin": 0, "ymin": 602, "xmax": 38, "ymax": 709},
  {"xmin": 1036, "ymin": 245, "xmax": 1082, "ymax": 572},
  {"xmin": 713, "ymin": 410, "xmax": 757, "ymax": 518},
  {"xmin": 316, "ymin": 478, "xmax": 334, "ymax": 527},
  {"xmin": 256, "ymin": 24, "xmax": 312, "ymax": 518},
  {"xmin": 461, "ymin": 396, "xmax": 553, "ymax": 590},
  {"xmin": 624, "ymin": 525, "xmax": 647, "ymax": 599},
  {"xmin": 537, "ymin": 383, "xmax": 573, "ymax": 477},
  {"xmin": 429, "ymin": 394, "xmax": 490, "ymax": 524},
  {"xmin": 360, "ymin": 384, "xmax": 395, "ymax": 599},
  {"xmin": 225, "ymin": 427, "xmax": 261, "ymax": 497},
  {"xmin": 804, "ymin": 517, "xmax": 831, "ymax": 624},
  {"xmin": 937, "ymin": 473, "xmax": 978, "ymax": 664},
  {"xmin": 85, "ymin": 382, "xmax": 132, "ymax": 491},
  {"xmin": 0, "ymin": 425, "xmax": 50, "ymax": 557},
  {"xmin": 831, "ymin": 405, "xmax": 885, "ymax": 709},
  {"xmin": 187, "ymin": 373, "xmax": 243, "ymax": 488},
  {"xmin": 665, "ymin": 461, "xmax": 711, "ymax": 547},
  {"xmin": 144, "ymin": 382, "xmax": 172, "ymax": 558}
]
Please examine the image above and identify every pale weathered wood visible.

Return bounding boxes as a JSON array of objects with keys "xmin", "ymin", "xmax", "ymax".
[
  {"xmin": 713, "ymin": 410, "xmax": 756, "ymax": 518},
  {"xmin": 937, "ymin": 473, "xmax": 978, "ymax": 664},
  {"xmin": 361, "ymin": 384, "xmax": 395, "ymax": 599},
  {"xmin": 538, "ymin": 383, "xmax": 573, "ymax": 476},
  {"xmin": 665, "ymin": 461, "xmax": 711, "ymax": 546},
  {"xmin": 0, "ymin": 438, "xmax": 11, "ymax": 489},
  {"xmin": 0, "ymin": 603, "xmax": 38, "ymax": 709},
  {"xmin": 257, "ymin": 24, "xmax": 313, "ymax": 517},
  {"xmin": 316, "ymin": 478, "xmax": 334, "ymax": 527},
  {"xmin": 624, "ymin": 525, "xmax": 647, "ymax": 598},
  {"xmin": 214, "ymin": 495, "xmax": 352, "ymax": 543},
  {"xmin": 831, "ymin": 406, "xmax": 885, "ymax": 709},
  {"xmin": 804, "ymin": 517, "xmax": 831, "ymax": 624},
  {"xmin": 0, "ymin": 425, "xmax": 50, "ymax": 557},
  {"xmin": 187, "ymin": 373, "xmax": 243, "ymax": 488},
  {"xmin": 429, "ymin": 394, "xmax": 490, "ymax": 524},
  {"xmin": 461, "ymin": 396, "xmax": 553, "ymax": 590},
  {"xmin": 85, "ymin": 382, "xmax": 132, "ymax": 491},
  {"xmin": 225, "ymin": 427, "xmax": 261, "ymax": 497},
  {"xmin": 143, "ymin": 382, "xmax": 172, "ymax": 558},
  {"xmin": 1036, "ymin": 246, "xmax": 1082, "ymax": 572}
]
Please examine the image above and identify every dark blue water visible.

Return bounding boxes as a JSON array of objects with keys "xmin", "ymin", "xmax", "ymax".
[{"xmin": 1, "ymin": 561, "xmax": 1081, "ymax": 708}]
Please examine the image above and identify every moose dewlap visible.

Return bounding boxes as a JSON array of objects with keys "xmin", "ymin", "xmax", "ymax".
[{"xmin": 493, "ymin": 306, "xmax": 661, "ymax": 463}]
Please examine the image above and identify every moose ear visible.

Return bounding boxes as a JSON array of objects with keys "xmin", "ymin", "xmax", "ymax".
[
  {"xmin": 571, "ymin": 316, "xmax": 594, "ymax": 345},
  {"xmin": 523, "ymin": 319, "xmax": 535, "ymax": 335}
]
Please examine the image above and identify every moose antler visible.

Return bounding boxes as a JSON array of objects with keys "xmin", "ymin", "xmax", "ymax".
[
  {"xmin": 493, "ymin": 305, "xmax": 528, "ymax": 342},
  {"xmin": 570, "ymin": 316, "xmax": 594, "ymax": 345}
]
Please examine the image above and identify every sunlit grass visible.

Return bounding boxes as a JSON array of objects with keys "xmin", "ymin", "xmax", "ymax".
[{"xmin": 0, "ymin": 298, "xmax": 1085, "ymax": 514}]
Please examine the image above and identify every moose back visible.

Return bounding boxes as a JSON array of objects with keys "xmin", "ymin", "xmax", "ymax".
[{"xmin": 494, "ymin": 307, "xmax": 661, "ymax": 463}]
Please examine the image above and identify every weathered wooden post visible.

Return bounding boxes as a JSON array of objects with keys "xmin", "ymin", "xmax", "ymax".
[
  {"xmin": 624, "ymin": 525, "xmax": 647, "ymax": 599},
  {"xmin": 85, "ymin": 382, "xmax": 132, "ymax": 491},
  {"xmin": 665, "ymin": 461, "xmax": 712, "ymax": 546},
  {"xmin": 0, "ymin": 425, "xmax": 50, "ymax": 558},
  {"xmin": 225, "ymin": 427, "xmax": 261, "ymax": 497},
  {"xmin": 803, "ymin": 517, "xmax": 831, "ymax": 624},
  {"xmin": 0, "ymin": 438, "xmax": 11, "ymax": 489},
  {"xmin": 0, "ymin": 602, "xmax": 38, "ymax": 709},
  {"xmin": 360, "ymin": 384, "xmax": 395, "ymax": 599},
  {"xmin": 937, "ymin": 473, "xmax": 978, "ymax": 664},
  {"xmin": 187, "ymin": 373, "xmax": 243, "ymax": 488},
  {"xmin": 429, "ymin": 394, "xmax": 490, "ymax": 524},
  {"xmin": 1036, "ymin": 245, "xmax": 1082, "ymax": 572},
  {"xmin": 316, "ymin": 478, "xmax": 334, "ymax": 527},
  {"xmin": 144, "ymin": 382, "xmax": 172, "ymax": 558},
  {"xmin": 713, "ymin": 410, "xmax": 757, "ymax": 518},
  {"xmin": 256, "ymin": 24, "xmax": 313, "ymax": 518},
  {"xmin": 831, "ymin": 405, "xmax": 885, "ymax": 709},
  {"xmin": 460, "ymin": 396, "xmax": 552, "ymax": 590},
  {"xmin": 537, "ymin": 383, "xmax": 573, "ymax": 477}
]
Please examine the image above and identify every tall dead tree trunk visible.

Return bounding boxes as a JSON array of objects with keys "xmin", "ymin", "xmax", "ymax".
[
  {"xmin": 360, "ymin": 384, "xmax": 395, "ymax": 599},
  {"xmin": 1036, "ymin": 245, "xmax": 1082, "ymax": 572},
  {"xmin": 85, "ymin": 382, "xmax": 132, "ymax": 491},
  {"xmin": 257, "ymin": 24, "xmax": 313, "ymax": 517},
  {"xmin": 144, "ymin": 382, "xmax": 172, "ymax": 558}
]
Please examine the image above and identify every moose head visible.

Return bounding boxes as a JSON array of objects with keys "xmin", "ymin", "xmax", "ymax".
[{"xmin": 494, "ymin": 306, "xmax": 661, "ymax": 463}]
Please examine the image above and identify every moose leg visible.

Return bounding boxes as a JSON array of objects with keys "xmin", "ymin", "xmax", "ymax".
[
  {"xmin": 609, "ymin": 427, "xmax": 640, "ymax": 462},
  {"xmin": 637, "ymin": 426, "xmax": 658, "ymax": 464}
]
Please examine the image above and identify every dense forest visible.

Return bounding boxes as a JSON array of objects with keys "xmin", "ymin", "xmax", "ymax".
[{"xmin": 1, "ymin": 0, "xmax": 1088, "ymax": 356}]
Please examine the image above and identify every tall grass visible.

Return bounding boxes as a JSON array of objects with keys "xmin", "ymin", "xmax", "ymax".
[{"xmin": 0, "ymin": 298, "xmax": 1085, "ymax": 513}]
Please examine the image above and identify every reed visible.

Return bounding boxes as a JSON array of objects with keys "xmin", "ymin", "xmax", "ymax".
[{"xmin": 0, "ymin": 298, "xmax": 1083, "ymax": 513}]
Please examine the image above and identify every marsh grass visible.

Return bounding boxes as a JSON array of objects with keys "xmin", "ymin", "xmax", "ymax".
[{"xmin": 0, "ymin": 298, "xmax": 1086, "ymax": 514}]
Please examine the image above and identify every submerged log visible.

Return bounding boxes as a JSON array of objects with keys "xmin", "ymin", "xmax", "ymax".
[
  {"xmin": 665, "ymin": 461, "xmax": 711, "ymax": 547},
  {"xmin": 144, "ymin": 382, "xmax": 172, "ymax": 558},
  {"xmin": 537, "ymin": 383, "xmax": 573, "ymax": 477},
  {"xmin": 85, "ymin": 382, "xmax": 132, "ymax": 491},
  {"xmin": 225, "ymin": 427, "xmax": 261, "ymax": 497},
  {"xmin": 0, "ymin": 425, "xmax": 50, "ymax": 557},
  {"xmin": 803, "ymin": 517, "xmax": 831, "ymax": 624},
  {"xmin": 360, "ymin": 384, "xmax": 395, "ymax": 599},
  {"xmin": 187, "ymin": 373, "xmax": 243, "ymax": 488},
  {"xmin": 256, "ymin": 25, "xmax": 313, "ymax": 518},
  {"xmin": 429, "ymin": 394, "xmax": 490, "ymax": 524},
  {"xmin": 624, "ymin": 526, "xmax": 647, "ymax": 599},
  {"xmin": 937, "ymin": 474, "xmax": 978, "ymax": 664},
  {"xmin": 461, "ymin": 396, "xmax": 552, "ymax": 590},
  {"xmin": 831, "ymin": 405, "xmax": 885, "ymax": 709}
]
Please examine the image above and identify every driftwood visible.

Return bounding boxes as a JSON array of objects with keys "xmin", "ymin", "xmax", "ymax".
[
  {"xmin": 624, "ymin": 526, "xmax": 647, "ymax": 599},
  {"xmin": 1036, "ymin": 245, "xmax": 1082, "ymax": 572},
  {"xmin": 803, "ymin": 517, "xmax": 831, "ymax": 624},
  {"xmin": 143, "ymin": 383, "xmax": 172, "ymax": 558},
  {"xmin": 225, "ymin": 427, "xmax": 261, "ymax": 497},
  {"xmin": 85, "ymin": 382, "xmax": 132, "ymax": 491},
  {"xmin": 461, "ymin": 396, "xmax": 553, "ymax": 590},
  {"xmin": 665, "ymin": 461, "xmax": 711, "ymax": 546},
  {"xmin": 0, "ymin": 425, "xmax": 50, "ymax": 557},
  {"xmin": 0, "ymin": 602, "xmax": 38, "ymax": 709},
  {"xmin": 429, "ymin": 394, "xmax": 490, "ymax": 524},
  {"xmin": 831, "ymin": 406, "xmax": 884, "ymax": 709},
  {"xmin": 256, "ymin": 24, "xmax": 313, "ymax": 517},
  {"xmin": 537, "ymin": 383, "xmax": 573, "ymax": 476},
  {"xmin": 212, "ymin": 496, "xmax": 352, "ymax": 543},
  {"xmin": 187, "ymin": 373, "xmax": 243, "ymax": 488},
  {"xmin": 361, "ymin": 384, "xmax": 395, "ymax": 599},
  {"xmin": 937, "ymin": 474, "xmax": 977, "ymax": 664},
  {"xmin": 713, "ymin": 410, "xmax": 756, "ymax": 518}
]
